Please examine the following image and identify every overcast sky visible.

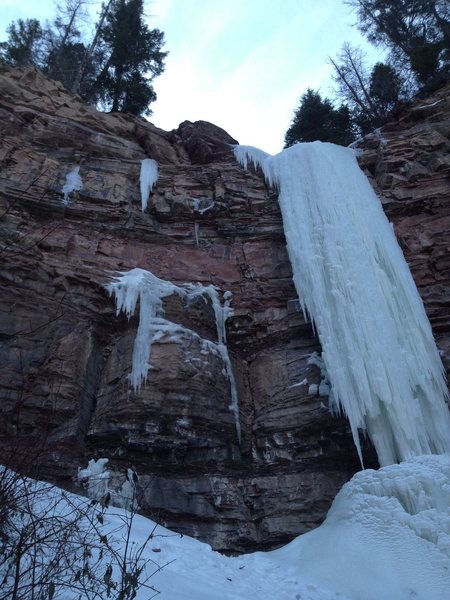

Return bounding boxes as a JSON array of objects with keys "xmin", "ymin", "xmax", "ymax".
[{"xmin": 0, "ymin": 0, "xmax": 385, "ymax": 153}]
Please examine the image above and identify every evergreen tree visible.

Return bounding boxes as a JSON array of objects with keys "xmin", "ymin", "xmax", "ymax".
[
  {"xmin": 46, "ymin": 42, "xmax": 87, "ymax": 90},
  {"xmin": 284, "ymin": 89, "xmax": 354, "ymax": 148},
  {"xmin": 92, "ymin": 0, "xmax": 167, "ymax": 115},
  {"xmin": 0, "ymin": 0, "xmax": 167, "ymax": 117},
  {"xmin": 330, "ymin": 45, "xmax": 403, "ymax": 133},
  {"xmin": 369, "ymin": 62, "xmax": 402, "ymax": 113},
  {"xmin": 0, "ymin": 19, "xmax": 46, "ymax": 68},
  {"xmin": 346, "ymin": 0, "xmax": 450, "ymax": 84},
  {"xmin": 45, "ymin": 0, "xmax": 88, "ymax": 90}
]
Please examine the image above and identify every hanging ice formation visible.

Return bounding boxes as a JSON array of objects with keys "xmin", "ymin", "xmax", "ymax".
[
  {"xmin": 234, "ymin": 141, "xmax": 450, "ymax": 466},
  {"xmin": 78, "ymin": 458, "xmax": 138, "ymax": 510},
  {"xmin": 61, "ymin": 165, "xmax": 82, "ymax": 205},
  {"xmin": 106, "ymin": 268, "xmax": 240, "ymax": 442},
  {"xmin": 140, "ymin": 159, "xmax": 158, "ymax": 211}
]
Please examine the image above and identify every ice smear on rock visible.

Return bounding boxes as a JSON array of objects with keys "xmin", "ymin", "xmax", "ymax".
[
  {"xmin": 61, "ymin": 165, "xmax": 82, "ymax": 205},
  {"xmin": 140, "ymin": 158, "xmax": 158, "ymax": 211},
  {"xmin": 234, "ymin": 142, "xmax": 450, "ymax": 466},
  {"xmin": 77, "ymin": 458, "xmax": 137, "ymax": 510},
  {"xmin": 106, "ymin": 268, "xmax": 240, "ymax": 441}
]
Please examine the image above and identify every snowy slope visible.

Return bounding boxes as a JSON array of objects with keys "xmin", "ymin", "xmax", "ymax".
[
  {"xmin": 117, "ymin": 455, "xmax": 450, "ymax": 600},
  {"xmin": 234, "ymin": 142, "xmax": 450, "ymax": 466},
  {"xmin": 3, "ymin": 456, "xmax": 450, "ymax": 600}
]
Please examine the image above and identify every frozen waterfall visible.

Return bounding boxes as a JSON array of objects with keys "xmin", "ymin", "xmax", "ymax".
[{"xmin": 234, "ymin": 141, "xmax": 450, "ymax": 466}]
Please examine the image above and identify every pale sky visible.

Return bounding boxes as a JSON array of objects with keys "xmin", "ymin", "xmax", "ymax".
[{"xmin": 0, "ymin": 0, "xmax": 385, "ymax": 153}]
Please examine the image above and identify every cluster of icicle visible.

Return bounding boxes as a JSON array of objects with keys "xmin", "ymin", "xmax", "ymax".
[
  {"xmin": 106, "ymin": 268, "xmax": 240, "ymax": 441},
  {"xmin": 234, "ymin": 142, "xmax": 450, "ymax": 466}
]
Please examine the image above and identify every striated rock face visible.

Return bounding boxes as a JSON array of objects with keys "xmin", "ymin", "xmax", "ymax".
[{"xmin": 0, "ymin": 66, "xmax": 448, "ymax": 553}]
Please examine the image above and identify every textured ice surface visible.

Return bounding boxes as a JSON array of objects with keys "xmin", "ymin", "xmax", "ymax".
[
  {"xmin": 272, "ymin": 454, "xmax": 450, "ymax": 600},
  {"xmin": 106, "ymin": 268, "xmax": 240, "ymax": 441},
  {"xmin": 61, "ymin": 165, "xmax": 82, "ymax": 205},
  {"xmin": 234, "ymin": 142, "xmax": 450, "ymax": 465},
  {"xmin": 140, "ymin": 158, "xmax": 158, "ymax": 211}
]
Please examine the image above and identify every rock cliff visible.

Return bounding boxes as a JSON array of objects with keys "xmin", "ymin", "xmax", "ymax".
[{"xmin": 0, "ymin": 66, "xmax": 448, "ymax": 553}]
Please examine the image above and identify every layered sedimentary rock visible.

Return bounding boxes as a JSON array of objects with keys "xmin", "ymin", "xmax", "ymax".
[{"xmin": 0, "ymin": 66, "xmax": 448, "ymax": 552}]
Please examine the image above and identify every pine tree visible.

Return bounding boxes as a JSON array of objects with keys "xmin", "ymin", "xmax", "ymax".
[
  {"xmin": 0, "ymin": 0, "xmax": 167, "ymax": 117},
  {"xmin": 284, "ymin": 89, "xmax": 354, "ymax": 148},
  {"xmin": 369, "ymin": 62, "xmax": 402, "ymax": 113},
  {"xmin": 0, "ymin": 19, "xmax": 46, "ymax": 68},
  {"xmin": 92, "ymin": 0, "xmax": 167, "ymax": 115},
  {"xmin": 346, "ymin": 0, "xmax": 450, "ymax": 84},
  {"xmin": 45, "ymin": 0, "xmax": 88, "ymax": 90},
  {"xmin": 330, "ymin": 45, "xmax": 403, "ymax": 133}
]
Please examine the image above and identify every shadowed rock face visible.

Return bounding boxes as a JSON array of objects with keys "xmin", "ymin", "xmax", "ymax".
[{"xmin": 0, "ymin": 66, "xmax": 448, "ymax": 553}]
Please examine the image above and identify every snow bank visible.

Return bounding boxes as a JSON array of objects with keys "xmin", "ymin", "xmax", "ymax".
[
  {"xmin": 140, "ymin": 158, "xmax": 158, "ymax": 211},
  {"xmin": 273, "ymin": 454, "xmax": 450, "ymax": 600},
  {"xmin": 106, "ymin": 268, "xmax": 240, "ymax": 441},
  {"xmin": 61, "ymin": 165, "xmax": 82, "ymax": 205},
  {"xmin": 234, "ymin": 142, "xmax": 450, "ymax": 466},
  {"xmin": 3, "ymin": 455, "xmax": 450, "ymax": 599}
]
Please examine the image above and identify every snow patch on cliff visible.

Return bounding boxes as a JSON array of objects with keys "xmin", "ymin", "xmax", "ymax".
[
  {"xmin": 62, "ymin": 165, "xmax": 82, "ymax": 205},
  {"xmin": 78, "ymin": 458, "xmax": 137, "ymax": 511}
]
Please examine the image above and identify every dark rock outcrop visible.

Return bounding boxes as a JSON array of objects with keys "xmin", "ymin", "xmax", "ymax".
[{"xmin": 0, "ymin": 66, "xmax": 448, "ymax": 553}]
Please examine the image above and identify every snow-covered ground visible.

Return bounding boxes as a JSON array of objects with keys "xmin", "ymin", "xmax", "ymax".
[
  {"xmin": 111, "ymin": 455, "xmax": 450, "ymax": 600},
  {"xmin": 2, "ymin": 455, "xmax": 450, "ymax": 600}
]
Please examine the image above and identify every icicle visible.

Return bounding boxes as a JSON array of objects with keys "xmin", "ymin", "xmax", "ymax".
[
  {"xmin": 234, "ymin": 142, "xmax": 450, "ymax": 466},
  {"xmin": 61, "ymin": 165, "xmax": 82, "ymax": 205},
  {"xmin": 217, "ymin": 343, "xmax": 241, "ymax": 443},
  {"xmin": 194, "ymin": 222, "xmax": 200, "ymax": 247},
  {"xmin": 106, "ymin": 269, "xmax": 240, "ymax": 441},
  {"xmin": 140, "ymin": 158, "xmax": 158, "ymax": 211}
]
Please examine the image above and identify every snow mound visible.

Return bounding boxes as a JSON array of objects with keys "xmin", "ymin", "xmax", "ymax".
[
  {"xmin": 2, "ymin": 456, "xmax": 450, "ymax": 599},
  {"xmin": 273, "ymin": 454, "xmax": 450, "ymax": 600},
  {"xmin": 234, "ymin": 142, "xmax": 450, "ymax": 466}
]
